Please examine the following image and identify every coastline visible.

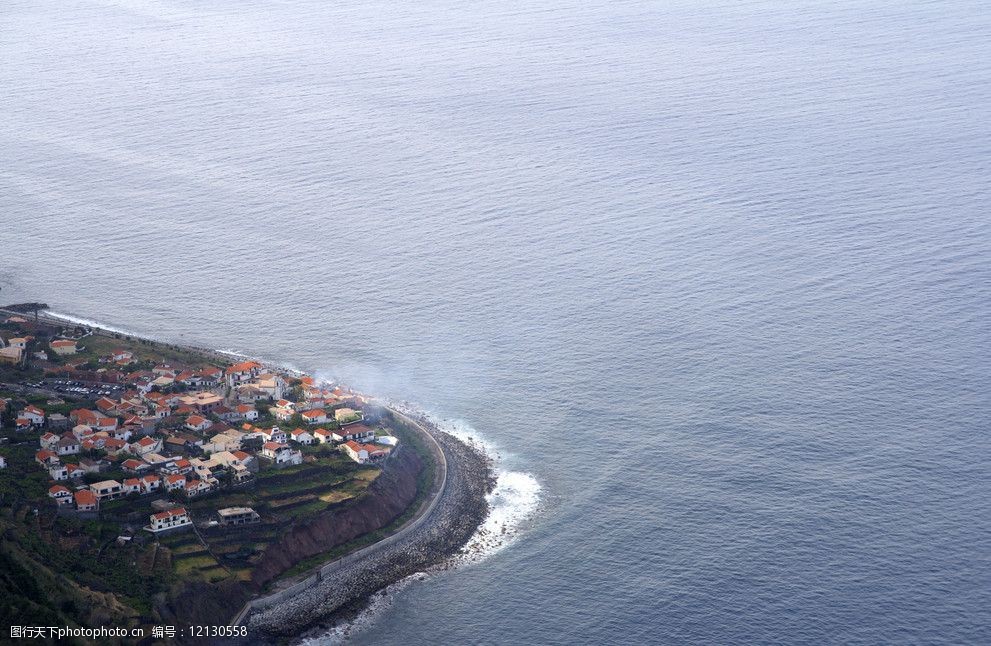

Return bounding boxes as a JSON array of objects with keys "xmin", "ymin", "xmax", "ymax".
[
  {"xmin": 246, "ymin": 414, "xmax": 495, "ymax": 640},
  {"xmin": 6, "ymin": 306, "xmax": 496, "ymax": 641}
]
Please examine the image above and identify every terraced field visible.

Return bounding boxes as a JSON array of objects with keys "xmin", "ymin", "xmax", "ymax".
[{"xmin": 162, "ymin": 452, "xmax": 383, "ymax": 585}]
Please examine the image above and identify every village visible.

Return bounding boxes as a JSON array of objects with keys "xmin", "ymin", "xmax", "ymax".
[{"xmin": 0, "ymin": 314, "xmax": 403, "ymax": 552}]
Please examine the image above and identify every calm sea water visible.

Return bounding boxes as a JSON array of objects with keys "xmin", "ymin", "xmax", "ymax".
[{"xmin": 2, "ymin": 0, "xmax": 990, "ymax": 643}]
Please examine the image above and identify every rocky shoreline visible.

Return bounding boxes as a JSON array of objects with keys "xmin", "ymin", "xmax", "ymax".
[{"xmin": 246, "ymin": 414, "xmax": 495, "ymax": 641}]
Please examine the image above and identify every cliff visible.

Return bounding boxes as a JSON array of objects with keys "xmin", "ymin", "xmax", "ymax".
[{"xmin": 250, "ymin": 444, "xmax": 424, "ymax": 588}]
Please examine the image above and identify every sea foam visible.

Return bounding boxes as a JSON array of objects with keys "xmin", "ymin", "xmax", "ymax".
[{"xmin": 299, "ymin": 407, "xmax": 541, "ymax": 644}]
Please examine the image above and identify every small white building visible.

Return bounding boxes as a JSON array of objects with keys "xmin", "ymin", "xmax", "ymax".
[
  {"xmin": 49, "ymin": 485, "xmax": 72, "ymax": 505},
  {"xmin": 147, "ymin": 507, "xmax": 192, "ymax": 533},
  {"xmin": 290, "ymin": 428, "xmax": 315, "ymax": 445},
  {"xmin": 261, "ymin": 441, "xmax": 303, "ymax": 465},
  {"xmin": 300, "ymin": 409, "xmax": 327, "ymax": 425},
  {"xmin": 49, "ymin": 339, "xmax": 78, "ymax": 355}
]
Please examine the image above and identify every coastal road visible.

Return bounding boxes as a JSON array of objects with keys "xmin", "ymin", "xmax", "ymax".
[{"xmin": 229, "ymin": 407, "xmax": 449, "ymax": 626}]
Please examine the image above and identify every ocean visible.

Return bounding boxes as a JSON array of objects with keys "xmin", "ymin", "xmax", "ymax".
[{"xmin": 2, "ymin": 0, "xmax": 990, "ymax": 643}]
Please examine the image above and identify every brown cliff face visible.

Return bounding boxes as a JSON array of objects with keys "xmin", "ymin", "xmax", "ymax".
[
  {"xmin": 156, "ymin": 446, "xmax": 423, "ymax": 633},
  {"xmin": 250, "ymin": 445, "xmax": 423, "ymax": 588}
]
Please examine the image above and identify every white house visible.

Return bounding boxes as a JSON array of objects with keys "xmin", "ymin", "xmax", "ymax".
[
  {"xmin": 290, "ymin": 428, "xmax": 315, "ymax": 445},
  {"xmin": 147, "ymin": 507, "xmax": 192, "ymax": 533},
  {"xmin": 130, "ymin": 436, "xmax": 162, "ymax": 456},
  {"xmin": 313, "ymin": 429, "xmax": 336, "ymax": 444},
  {"xmin": 164, "ymin": 474, "xmax": 186, "ymax": 491},
  {"xmin": 56, "ymin": 436, "xmax": 81, "ymax": 456},
  {"xmin": 261, "ymin": 441, "xmax": 302, "ymax": 465},
  {"xmin": 184, "ymin": 415, "xmax": 211, "ymax": 432},
  {"xmin": 300, "ymin": 409, "xmax": 327, "ymax": 425},
  {"xmin": 74, "ymin": 490, "xmax": 98, "ymax": 511},
  {"xmin": 49, "ymin": 464, "xmax": 69, "ymax": 481},
  {"xmin": 141, "ymin": 474, "xmax": 162, "ymax": 493},
  {"xmin": 49, "ymin": 339, "xmax": 78, "ymax": 355},
  {"xmin": 184, "ymin": 479, "xmax": 213, "ymax": 498},
  {"xmin": 20, "ymin": 405, "xmax": 45, "ymax": 425},
  {"xmin": 340, "ymin": 440, "xmax": 368, "ymax": 464},
  {"xmin": 226, "ymin": 360, "xmax": 262, "ymax": 386},
  {"xmin": 48, "ymin": 485, "xmax": 73, "ymax": 505},
  {"xmin": 260, "ymin": 427, "xmax": 287, "ymax": 444},
  {"xmin": 235, "ymin": 404, "xmax": 259, "ymax": 421}
]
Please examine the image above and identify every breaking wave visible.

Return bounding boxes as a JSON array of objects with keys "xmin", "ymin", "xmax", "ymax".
[{"xmin": 299, "ymin": 407, "xmax": 541, "ymax": 644}]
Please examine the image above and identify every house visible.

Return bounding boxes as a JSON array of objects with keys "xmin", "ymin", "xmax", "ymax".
[
  {"xmin": 288, "ymin": 428, "xmax": 313, "ymax": 445},
  {"xmin": 199, "ymin": 366, "xmax": 223, "ymax": 384},
  {"xmin": 337, "ymin": 424, "xmax": 375, "ymax": 443},
  {"xmin": 260, "ymin": 427, "xmax": 287, "ymax": 444},
  {"xmin": 0, "ymin": 456, "xmax": 6, "ymax": 469},
  {"xmin": 184, "ymin": 415, "xmax": 211, "ymax": 432},
  {"xmin": 214, "ymin": 405, "xmax": 238, "ymax": 422},
  {"xmin": 121, "ymin": 459, "xmax": 150, "ymax": 474},
  {"xmin": 340, "ymin": 441, "xmax": 369, "ymax": 464},
  {"xmin": 272, "ymin": 405, "xmax": 294, "ymax": 421},
  {"xmin": 35, "ymin": 449, "xmax": 60, "ymax": 466},
  {"xmin": 342, "ymin": 440, "xmax": 388, "ymax": 464},
  {"xmin": 260, "ymin": 441, "xmax": 302, "ymax": 465},
  {"xmin": 90, "ymin": 480, "xmax": 125, "ymax": 501},
  {"xmin": 78, "ymin": 458, "xmax": 106, "ymax": 474},
  {"xmin": 130, "ymin": 436, "xmax": 162, "ymax": 456},
  {"xmin": 141, "ymin": 474, "xmax": 162, "ymax": 493},
  {"xmin": 49, "ymin": 485, "xmax": 73, "ymax": 505},
  {"xmin": 73, "ymin": 409, "xmax": 117, "ymax": 432},
  {"xmin": 0, "ymin": 346, "xmax": 23, "ymax": 364},
  {"xmin": 217, "ymin": 506, "xmax": 260, "ymax": 525},
  {"xmin": 376, "ymin": 435, "xmax": 399, "ymax": 447},
  {"xmin": 56, "ymin": 435, "xmax": 81, "ymax": 456},
  {"xmin": 40, "ymin": 432, "xmax": 60, "ymax": 450},
  {"xmin": 178, "ymin": 391, "xmax": 223, "ymax": 412},
  {"xmin": 95, "ymin": 397, "xmax": 119, "ymax": 414},
  {"xmin": 7, "ymin": 337, "xmax": 29, "ymax": 349},
  {"xmin": 103, "ymin": 437, "xmax": 128, "ymax": 456},
  {"xmin": 235, "ymin": 404, "xmax": 259, "ymax": 421},
  {"xmin": 210, "ymin": 451, "xmax": 246, "ymax": 468},
  {"xmin": 234, "ymin": 384, "xmax": 266, "ymax": 403},
  {"xmin": 74, "ymin": 489, "xmax": 98, "ymax": 511},
  {"xmin": 49, "ymin": 464, "xmax": 69, "ymax": 481},
  {"xmin": 147, "ymin": 507, "xmax": 192, "ymax": 533},
  {"xmin": 203, "ymin": 430, "xmax": 244, "ymax": 454},
  {"xmin": 184, "ymin": 479, "xmax": 212, "ymax": 498},
  {"xmin": 164, "ymin": 474, "xmax": 186, "ymax": 491},
  {"xmin": 313, "ymin": 428, "xmax": 336, "ymax": 444},
  {"xmin": 65, "ymin": 464, "xmax": 84, "ymax": 480},
  {"xmin": 300, "ymin": 409, "xmax": 327, "ymax": 425},
  {"xmin": 252, "ymin": 373, "xmax": 287, "ymax": 399},
  {"xmin": 153, "ymin": 364, "xmax": 178, "ymax": 377},
  {"xmin": 226, "ymin": 360, "xmax": 262, "ymax": 386},
  {"xmin": 20, "ymin": 405, "xmax": 46, "ymax": 425},
  {"xmin": 122, "ymin": 478, "xmax": 142, "ymax": 495},
  {"xmin": 110, "ymin": 349, "xmax": 134, "ymax": 363},
  {"xmin": 151, "ymin": 375, "xmax": 174, "ymax": 388},
  {"xmin": 175, "ymin": 370, "xmax": 203, "ymax": 386},
  {"xmin": 141, "ymin": 452, "xmax": 171, "ymax": 467},
  {"xmin": 161, "ymin": 458, "xmax": 193, "ymax": 475},
  {"xmin": 50, "ymin": 339, "xmax": 78, "ymax": 355}
]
